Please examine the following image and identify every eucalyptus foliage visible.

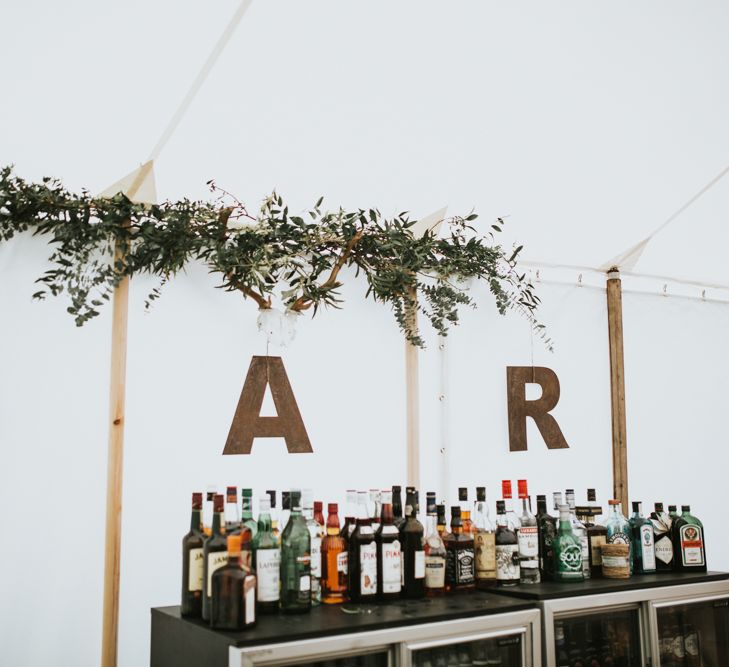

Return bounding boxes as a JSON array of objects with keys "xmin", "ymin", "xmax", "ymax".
[{"xmin": 0, "ymin": 165, "xmax": 551, "ymax": 349}]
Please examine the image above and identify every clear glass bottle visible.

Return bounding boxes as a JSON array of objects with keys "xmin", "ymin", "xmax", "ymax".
[
  {"xmin": 536, "ymin": 494, "xmax": 556, "ymax": 582},
  {"xmin": 553, "ymin": 504, "xmax": 584, "ymax": 582},
  {"xmin": 402, "ymin": 490, "xmax": 425, "ymax": 598},
  {"xmin": 605, "ymin": 499, "xmax": 633, "ymax": 574},
  {"xmin": 376, "ymin": 490, "xmax": 402, "ymax": 600},
  {"xmin": 444, "ymin": 505, "xmax": 475, "ymax": 592},
  {"xmin": 424, "ymin": 496, "xmax": 447, "ymax": 596},
  {"xmin": 494, "ymin": 500, "xmax": 519, "ymax": 586},
  {"xmin": 224, "ymin": 486, "xmax": 241, "ymax": 535},
  {"xmin": 280, "ymin": 489, "xmax": 312, "ymax": 613},
  {"xmin": 302, "ymin": 488, "xmax": 323, "ymax": 605},
  {"xmin": 672, "ymin": 505, "xmax": 707, "ymax": 572},
  {"xmin": 240, "ymin": 488, "xmax": 258, "ymax": 539},
  {"xmin": 630, "ymin": 501, "xmax": 656, "ymax": 574},
  {"xmin": 252, "ymin": 496, "xmax": 280, "ymax": 614},
  {"xmin": 473, "ymin": 486, "xmax": 496, "ymax": 588},
  {"xmin": 565, "ymin": 489, "xmax": 590, "ymax": 579},
  {"xmin": 501, "ymin": 480, "xmax": 521, "ymax": 530},
  {"xmin": 181, "ymin": 492, "xmax": 204, "ymax": 617},
  {"xmin": 321, "ymin": 503, "xmax": 348, "ymax": 604},
  {"xmin": 210, "ymin": 534, "xmax": 257, "ymax": 630},
  {"xmin": 516, "ymin": 480, "xmax": 540, "ymax": 584}
]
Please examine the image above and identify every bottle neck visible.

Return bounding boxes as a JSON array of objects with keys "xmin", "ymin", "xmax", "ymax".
[
  {"xmin": 326, "ymin": 515, "xmax": 341, "ymax": 536},
  {"xmin": 257, "ymin": 511, "xmax": 272, "ymax": 532},
  {"xmin": 380, "ymin": 502, "xmax": 394, "ymax": 525},
  {"xmin": 212, "ymin": 511, "xmax": 224, "ymax": 536},
  {"xmin": 241, "ymin": 496, "xmax": 253, "ymax": 520},
  {"xmin": 426, "ymin": 513, "xmax": 437, "ymax": 535},
  {"xmin": 190, "ymin": 508, "xmax": 202, "ymax": 532}
]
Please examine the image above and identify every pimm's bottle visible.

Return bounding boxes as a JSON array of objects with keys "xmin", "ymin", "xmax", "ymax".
[
  {"xmin": 554, "ymin": 504, "xmax": 584, "ymax": 582},
  {"xmin": 651, "ymin": 502, "xmax": 674, "ymax": 572},
  {"xmin": 181, "ymin": 492, "xmax": 204, "ymax": 617},
  {"xmin": 210, "ymin": 534, "xmax": 257, "ymax": 630},
  {"xmin": 536, "ymin": 495, "xmax": 556, "ymax": 582},
  {"xmin": 423, "ymin": 495, "xmax": 447, "ymax": 596},
  {"xmin": 630, "ymin": 501, "xmax": 657, "ymax": 574},
  {"xmin": 445, "ymin": 505, "xmax": 476, "ymax": 593},
  {"xmin": 376, "ymin": 490, "xmax": 402, "ymax": 600},
  {"xmin": 280, "ymin": 490, "xmax": 312, "ymax": 613},
  {"xmin": 349, "ymin": 491, "xmax": 378, "ymax": 602},
  {"xmin": 402, "ymin": 490, "xmax": 426, "ymax": 598},
  {"xmin": 252, "ymin": 495, "xmax": 280, "ymax": 614},
  {"xmin": 321, "ymin": 503, "xmax": 348, "ymax": 604},
  {"xmin": 202, "ymin": 493, "xmax": 228, "ymax": 621},
  {"xmin": 495, "ymin": 500, "xmax": 520, "ymax": 586},
  {"xmin": 474, "ymin": 486, "xmax": 497, "ymax": 588},
  {"xmin": 673, "ymin": 505, "xmax": 707, "ymax": 572}
]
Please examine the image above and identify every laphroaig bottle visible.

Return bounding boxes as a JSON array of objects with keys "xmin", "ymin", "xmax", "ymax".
[
  {"xmin": 629, "ymin": 501, "xmax": 656, "ymax": 574},
  {"xmin": 672, "ymin": 505, "xmax": 707, "ymax": 572},
  {"xmin": 494, "ymin": 500, "xmax": 520, "ymax": 586},
  {"xmin": 553, "ymin": 504, "xmax": 584, "ymax": 582},
  {"xmin": 252, "ymin": 496, "xmax": 280, "ymax": 614},
  {"xmin": 473, "ymin": 486, "xmax": 496, "ymax": 588},
  {"xmin": 517, "ymin": 480, "xmax": 540, "ymax": 584},
  {"xmin": 280, "ymin": 490, "xmax": 312, "ymax": 613},
  {"xmin": 565, "ymin": 489, "xmax": 590, "ymax": 579},
  {"xmin": 210, "ymin": 535, "xmax": 257, "ymax": 630},
  {"xmin": 402, "ymin": 489, "xmax": 425, "ymax": 598},
  {"xmin": 302, "ymin": 489, "xmax": 323, "ymax": 605},
  {"xmin": 584, "ymin": 489, "xmax": 607, "ymax": 577},
  {"xmin": 240, "ymin": 488, "xmax": 258, "ymax": 540},
  {"xmin": 650, "ymin": 502, "xmax": 674, "ymax": 572},
  {"xmin": 349, "ymin": 490, "xmax": 377, "ymax": 602},
  {"xmin": 202, "ymin": 494, "xmax": 228, "ymax": 621},
  {"xmin": 423, "ymin": 496, "xmax": 446, "ymax": 596},
  {"xmin": 181, "ymin": 492, "xmax": 205, "ymax": 617},
  {"xmin": 536, "ymin": 495, "xmax": 556, "ymax": 582},
  {"xmin": 321, "ymin": 503, "xmax": 348, "ymax": 604},
  {"xmin": 224, "ymin": 486, "xmax": 241, "ymax": 535},
  {"xmin": 605, "ymin": 499, "xmax": 633, "ymax": 574},
  {"xmin": 444, "ymin": 506, "xmax": 475, "ymax": 592},
  {"xmin": 376, "ymin": 490, "xmax": 402, "ymax": 600}
]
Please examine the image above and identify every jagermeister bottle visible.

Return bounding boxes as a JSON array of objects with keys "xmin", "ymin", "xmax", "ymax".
[
  {"xmin": 605, "ymin": 499, "xmax": 633, "ymax": 574},
  {"xmin": 473, "ymin": 486, "xmax": 497, "ymax": 588},
  {"xmin": 536, "ymin": 495, "xmax": 556, "ymax": 581},
  {"xmin": 181, "ymin": 492, "xmax": 205, "ymax": 617},
  {"xmin": 630, "ymin": 502, "xmax": 656, "ymax": 574},
  {"xmin": 494, "ymin": 500, "xmax": 520, "ymax": 586},
  {"xmin": 554, "ymin": 504, "xmax": 584, "ymax": 582},
  {"xmin": 672, "ymin": 505, "xmax": 707, "ymax": 572},
  {"xmin": 280, "ymin": 490, "xmax": 312, "ymax": 613},
  {"xmin": 650, "ymin": 502, "xmax": 674, "ymax": 572},
  {"xmin": 252, "ymin": 496, "xmax": 280, "ymax": 614}
]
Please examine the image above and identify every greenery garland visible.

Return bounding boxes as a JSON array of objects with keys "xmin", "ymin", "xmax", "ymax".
[{"xmin": 0, "ymin": 165, "xmax": 551, "ymax": 349}]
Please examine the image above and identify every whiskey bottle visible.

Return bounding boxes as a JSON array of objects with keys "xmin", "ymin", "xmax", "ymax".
[
  {"xmin": 605, "ymin": 499, "xmax": 633, "ymax": 574},
  {"xmin": 583, "ymin": 489, "xmax": 607, "ymax": 577},
  {"xmin": 266, "ymin": 490, "xmax": 280, "ymax": 538},
  {"xmin": 370, "ymin": 489, "xmax": 382, "ymax": 533},
  {"xmin": 280, "ymin": 490, "xmax": 312, "ymax": 613},
  {"xmin": 210, "ymin": 534, "xmax": 257, "ymax": 630},
  {"xmin": 517, "ymin": 480, "xmax": 540, "ymax": 584},
  {"xmin": 303, "ymin": 488, "xmax": 323, "ymax": 605},
  {"xmin": 392, "ymin": 485, "xmax": 406, "ymax": 531},
  {"xmin": 650, "ymin": 502, "xmax": 674, "ymax": 572},
  {"xmin": 402, "ymin": 490, "xmax": 426, "ymax": 598},
  {"xmin": 473, "ymin": 487, "xmax": 497, "ymax": 588},
  {"xmin": 321, "ymin": 503, "xmax": 348, "ymax": 604},
  {"xmin": 252, "ymin": 496, "xmax": 280, "ymax": 614},
  {"xmin": 458, "ymin": 488, "xmax": 474, "ymax": 534},
  {"xmin": 342, "ymin": 489, "xmax": 357, "ymax": 543},
  {"xmin": 536, "ymin": 495, "xmax": 556, "ymax": 581},
  {"xmin": 673, "ymin": 505, "xmax": 707, "ymax": 572},
  {"xmin": 501, "ymin": 480, "xmax": 521, "ymax": 530},
  {"xmin": 376, "ymin": 490, "xmax": 402, "ymax": 600},
  {"xmin": 494, "ymin": 500, "xmax": 520, "ymax": 586},
  {"xmin": 181, "ymin": 492, "xmax": 204, "ymax": 617},
  {"xmin": 240, "ymin": 488, "xmax": 258, "ymax": 540},
  {"xmin": 565, "ymin": 489, "xmax": 591, "ymax": 579},
  {"xmin": 349, "ymin": 490, "xmax": 378, "ymax": 602},
  {"xmin": 423, "ymin": 496, "xmax": 446, "ymax": 596},
  {"xmin": 436, "ymin": 504, "xmax": 447, "ymax": 537},
  {"xmin": 554, "ymin": 504, "xmax": 584, "ymax": 582},
  {"xmin": 202, "ymin": 494, "xmax": 228, "ymax": 621},
  {"xmin": 629, "ymin": 502, "xmax": 656, "ymax": 574},
  {"xmin": 445, "ymin": 505, "xmax": 476, "ymax": 592}
]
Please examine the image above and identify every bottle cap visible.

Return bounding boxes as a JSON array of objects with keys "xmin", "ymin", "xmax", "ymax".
[
  {"xmin": 450, "ymin": 505, "xmax": 461, "ymax": 518},
  {"xmin": 346, "ymin": 489, "xmax": 357, "ymax": 502},
  {"xmin": 476, "ymin": 486, "xmax": 486, "ymax": 502},
  {"xmin": 206, "ymin": 486, "xmax": 217, "ymax": 501},
  {"xmin": 314, "ymin": 501, "xmax": 323, "ymax": 513},
  {"xmin": 426, "ymin": 491, "xmax": 436, "ymax": 500},
  {"xmin": 282, "ymin": 491, "xmax": 291, "ymax": 510},
  {"xmin": 290, "ymin": 489, "xmax": 302, "ymax": 510},
  {"xmin": 328, "ymin": 503, "xmax": 338, "ymax": 514},
  {"xmin": 496, "ymin": 500, "xmax": 506, "ymax": 513},
  {"xmin": 227, "ymin": 534, "xmax": 242, "ymax": 554},
  {"xmin": 226, "ymin": 486, "xmax": 237, "ymax": 501},
  {"xmin": 587, "ymin": 488, "xmax": 596, "ymax": 502},
  {"xmin": 192, "ymin": 492, "xmax": 203, "ymax": 510},
  {"xmin": 682, "ymin": 505, "xmax": 690, "ymax": 512},
  {"xmin": 654, "ymin": 502, "xmax": 664, "ymax": 512},
  {"xmin": 501, "ymin": 480, "xmax": 512, "ymax": 499},
  {"xmin": 259, "ymin": 497, "xmax": 271, "ymax": 512},
  {"xmin": 242, "ymin": 488, "xmax": 252, "ymax": 498},
  {"xmin": 565, "ymin": 488, "xmax": 575, "ymax": 496},
  {"xmin": 392, "ymin": 485, "xmax": 402, "ymax": 492},
  {"xmin": 517, "ymin": 479, "xmax": 528, "ymax": 499},
  {"xmin": 632, "ymin": 501, "xmax": 640, "ymax": 512},
  {"xmin": 357, "ymin": 491, "xmax": 368, "ymax": 502},
  {"xmin": 608, "ymin": 499, "xmax": 620, "ymax": 505},
  {"xmin": 266, "ymin": 490, "xmax": 276, "ymax": 508},
  {"xmin": 458, "ymin": 487, "xmax": 468, "ymax": 501},
  {"xmin": 668, "ymin": 504, "xmax": 677, "ymax": 512},
  {"xmin": 436, "ymin": 504, "xmax": 446, "ymax": 520},
  {"xmin": 406, "ymin": 486, "xmax": 415, "ymax": 494},
  {"xmin": 213, "ymin": 494, "xmax": 224, "ymax": 512},
  {"xmin": 536, "ymin": 494, "xmax": 546, "ymax": 503}
]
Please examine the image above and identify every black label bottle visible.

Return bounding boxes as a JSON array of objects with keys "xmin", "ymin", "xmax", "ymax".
[
  {"xmin": 536, "ymin": 494, "xmax": 556, "ymax": 582},
  {"xmin": 445, "ymin": 505, "xmax": 476, "ymax": 592},
  {"xmin": 280, "ymin": 490, "xmax": 312, "ymax": 613},
  {"xmin": 650, "ymin": 502, "xmax": 674, "ymax": 571},
  {"xmin": 376, "ymin": 490, "xmax": 402, "ymax": 600},
  {"xmin": 630, "ymin": 501, "xmax": 657, "ymax": 574},
  {"xmin": 252, "ymin": 496, "xmax": 280, "ymax": 614},
  {"xmin": 349, "ymin": 491, "xmax": 378, "ymax": 602},
  {"xmin": 181, "ymin": 492, "xmax": 204, "ymax": 617},
  {"xmin": 210, "ymin": 534, "xmax": 257, "ymax": 630},
  {"xmin": 495, "ymin": 500, "xmax": 520, "ymax": 586},
  {"xmin": 672, "ymin": 505, "xmax": 707, "ymax": 572},
  {"xmin": 202, "ymin": 494, "xmax": 228, "ymax": 621},
  {"xmin": 402, "ymin": 490, "xmax": 425, "ymax": 598}
]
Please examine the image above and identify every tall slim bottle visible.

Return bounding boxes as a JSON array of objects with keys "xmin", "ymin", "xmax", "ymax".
[
  {"xmin": 565, "ymin": 489, "xmax": 591, "ymax": 579},
  {"xmin": 445, "ymin": 506, "xmax": 476, "ymax": 592},
  {"xmin": 321, "ymin": 503, "xmax": 348, "ymax": 604},
  {"xmin": 630, "ymin": 501, "xmax": 656, "ymax": 574},
  {"xmin": 423, "ymin": 496, "xmax": 446, "ymax": 596},
  {"xmin": 303, "ymin": 489, "xmax": 323, "ymax": 605},
  {"xmin": 181, "ymin": 492, "xmax": 204, "ymax": 617},
  {"xmin": 650, "ymin": 502, "xmax": 674, "ymax": 572},
  {"xmin": 495, "ymin": 500, "xmax": 520, "ymax": 586},
  {"xmin": 281, "ymin": 491, "xmax": 291, "ymax": 530},
  {"xmin": 517, "ymin": 480, "xmax": 540, "ymax": 584},
  {"xmin": 436, "ymin": 504, "xmax": 447, "ymax": 537},
  {"xmin": 554, "ymin": 505, "xmax": 584, "ymax": 581},
  {"xmin": 349, "ymin": 491, "xmax": 377, "ymax": 602},
  {"xmin": 202, "ymin": 494, "xmax": 228, "ymax": 621},
  {"xmin": 473, "ymin": 486, "xmax": 497, "ymax": 588},
  {"xmin": 211, "ymin": 535, "xmax": 257, "ymax": 630},
  {"xmin": 280, "ymin": 490, "xmax": 312, "ymax": 613},
  {"xmin": 605, "ymin": 499, "xmax": 633, "ymax": 574},
  {"xmin": 203, "ymin": 486, "xmax": 216, "ymax": 537},
  {"xmin": 402, "ymin": 490, "xmax": 425, "ymax": 598},
  {"xmin": 672, "ymin": 505, "xmax": 707, "ymax": 572},
  {"xmin": 240, "ymin": 488, "xmax": 258, "ymax": 540},
  {"xmin": 224, "ymin": 486, "xmax": 241, "ymax": 535},
  {"xmin": 252, "ymin": 496, "xmax": 280, "ymax": 614},
  {"xmin": 376, "ymin": 490, "xmax": 402, "ymax": 600},
  {"xmin": 536, "ymin": 495, "xmax": 556, "ymax": 582}
]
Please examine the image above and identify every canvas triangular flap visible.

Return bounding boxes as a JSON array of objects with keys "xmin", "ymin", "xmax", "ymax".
[
  {"xmin": 98, "ymin": 160, "xmax": 157, "ymax": 204},
  {"xmin": 409, "ymin": 205, "xmax": 449, "ymax": 239}
]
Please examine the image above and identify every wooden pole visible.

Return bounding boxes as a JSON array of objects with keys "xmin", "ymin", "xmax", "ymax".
[
  {"xmin": 606, "ymin": 268, "xmax": 629, "ymax": 512},
  {"xmin": 405, "ymin": 289, "xmax": 420, "ymax": 489}
]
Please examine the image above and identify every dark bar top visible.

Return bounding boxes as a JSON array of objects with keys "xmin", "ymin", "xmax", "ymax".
[{"xmin": 487, "ymin": 570, "xmax": 729, "ymax": 601}]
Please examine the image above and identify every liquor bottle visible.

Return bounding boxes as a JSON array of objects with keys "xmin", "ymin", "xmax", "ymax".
[
  {"xmin": 224, "ymin": 486, "xmax": 241, "ymax": 535},
  {"xmin": 202, "ymin": 494, "xmax": 228, "ymax": 621},
  {"xmin": 629, "ymin": 502, "xmax": 656, "ymax": 574},
  {"xmin": 349, "ymin": 489, "xmax": 378, "ymax": 602},
  {"xmin": 240, "ymin": 488, "xmax": 258, "ymax": 540},
  {"xmin": 376, "ymin": 490, "xmax": 402, "ymax": 600},
  {"xmin": 473, "ymin": 486, "xmax": 497, "ymax": 588},
  {"xmin": 536, "ymin": 495, "xmax": 556, "ymax": 582},
  {"xmin": 650, "ymin": 502, "xmax": 674, "ymax": 572},
  {"xmin": 494, "ymin": 500, "xmax": 520, "ymax": 586},
  {"xmin": 203, "ymin": 485, "xmax": 216, "ymax": 537},
  {"xmin": 370, "ymin": 489, "xmax": 382, "ymax": 533},
  {"xmin": 583, "ymin": 489, "xmax": 607, "ymax": 577},
  {"xmin": 668, "ymin": 504, "xmax": 679, "ymax": 522},
  {"xmin": 280, "ymin": 490, "xmax": 312, "ymax": 613},
  {"xmin": 437, "ymin": 504, "xmax": 447, "ymax": 536},
  {"xmin": 313, "ymin": 501, "xmax": 325, "ymax": 527},
  {"xmin": 281, "ymin": 491, "xmax": 291, "ymax": 530},
  {"xmin": 392, "ymin": 485, "xmax": 406, "ymax": 531},
  {"xmin": 181, "ymin": 492, "xmax": 205, "ymax": 617},
  {"xmin": 321, "ymin": 503, "xmax": 348, "ymax": 604},
  {"xmin": 458, "ymin": 488, "xmax": 474, "ymax": 534},
  {"xmin": 210, "ymin": 534, "xmax": 257, "ymax": 630},
  {"xmin": 402, "ymin": 489, "xmax": 426, "ymax": 598},
  {"xmin": 445, "ymin": 505, "xmax": 476, "ymax": 592},
  {"xmin": 672, "ymin": 505, "xmax": 707, "ymax": 572},
  {"xmin": 252, "ymin": 495, "xmax": 280, "ymax": 614},
  {"xmin": 605, "ymin": 499, "xmax": 633, "ymax": 574},
  {"xmin": 266, "ymin": 490, "xmax": 279, "ymax": 538},
  {"xmin": 517, "ymin": 480, "xmax": 540, "ymax": 584},
  {"xmin": 423, "ymin": 496, "xmax": 447, "ymax": 596},
  {"xmin": 553, "ymin": 504, "xmax": 584, "ymax": 582},
  {"xmin": 302, "ymin": 489, "xmax": 323, "ymax": 605},
  {"xmin": 565, "ymin": 489, "xmax": 591, "ymax": 579},
  {"xmin": 342, "ymin": 489, "xmax": 357, "ymax": 543},
  {"xmin": 501, "ymin": 481, "xmax": 521, "ymax": 530}
]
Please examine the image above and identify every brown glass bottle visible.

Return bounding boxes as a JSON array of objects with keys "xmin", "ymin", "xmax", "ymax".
[
  {"xmin": 202, "ymin": 494, "xmax": 228, "ymax": 621},
  {"xmin": 376, "ymin": 490, "xmax": 402, "ymax": 600},
  {"xmin": 181, "ymin": 492, "xmax": 204, "ymax": 617},
  {"xmin": 444, "ymin": 506, "xmax": 475, "ymax": 593},
  {"xmin": 321, "ymin": 503, "xmax": 348, "ymax": 604},
  {"xmin": 224, "ymin": 486, "xmax": 241, "ymax": 535},
  {"xmin": 402, "ymin": 490, "xmax": 425, "ymax": 598},
  {"xmin": 210, "ymin": 535, "xmax": 257, "ymax": 630},
  {"xmin": 348, "ymin": 492, "xmax": 377, "ymax": 602}
]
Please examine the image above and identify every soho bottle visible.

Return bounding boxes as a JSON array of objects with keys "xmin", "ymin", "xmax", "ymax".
[
  {"xmin": 321, "ymin": 503, "xmax": 348, "ymax": 604},
  {"xmin": 605, "ymin": 499, "xmax": 633, "ymax": 574},
  {"xmin": 553, "ymin": 504, "xmax": 584, "ymax": 582},
  {"xmin": 349, "ymin": 491, "xmax": 378, "ymax": 602},
  {"xmin": 517, "ymin": 480, "xmax": 540, "ymax": 584},
  {"xmin": 629, "ymin": 502, "xmax": 656, "ymax": 574},
  {"xmin": 252, "ymin": 496, "xmax": 280, "ymax": 614},
  {"xmin": 402, "ymin": 490, "xmax": 425, "ymax": 598},
  {"xmin": 280, "ymin": 490, "xmax": 312, "ymax": 613},
  {"xmin": 202, "ymin": 494, "xmax": 228, "ymax": 622},
  {"xmin": 181, "ymin": 492, "xmax": 205, "ymax": 617},
  {"xmin": 473, "ymin": 486, "xmax": 497, "ymax": 588},
  {"xmin": 444, "ymin": 506, "xmax": 475, "ymax": 592},
  {"xmin": 376, "ymin": 490, "xmax": 402, "ymax": 600},
  {"xmin": 495, "ymin": 500, "xmax": 520, "ymax": 586},
  {"xmin": 672, "ymin": 505, "xmax": 707, "ymax": 572}
]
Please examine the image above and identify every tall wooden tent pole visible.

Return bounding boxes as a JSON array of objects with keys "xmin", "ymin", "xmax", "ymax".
[
  {"xmin": 405, "ymin": 289, "xmax": 420, "ymax": 489},
  {"xmin": 606, "ymin": 268, "xmax": 629, "ymax": 512}
]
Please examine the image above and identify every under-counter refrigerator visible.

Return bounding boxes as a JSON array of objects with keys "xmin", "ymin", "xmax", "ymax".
[{"xmin": 489, "ymin": 570, "xmax": 729, "ymax": 667}]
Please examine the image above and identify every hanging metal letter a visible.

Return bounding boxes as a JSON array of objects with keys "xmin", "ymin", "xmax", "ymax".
[{"xmin": 223, "ymin": 356, "xmax": 313, "ymax": 455}]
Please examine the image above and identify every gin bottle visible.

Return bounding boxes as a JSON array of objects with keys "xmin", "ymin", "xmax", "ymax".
[{"xmin": 629, "ymin": 501, "xmax": 656, "ymax": 574}]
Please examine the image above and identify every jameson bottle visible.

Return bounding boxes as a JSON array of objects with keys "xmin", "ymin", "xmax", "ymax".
[
  {"xmin": 423, "ymin": 496, "xmax": 446, "ymax": 596},
  {"xmin": 342, "ymin": 490, "xmax": 357, "ymax": 544},
  {"xmin": 517, "ymin": 480, "xmax": 540, "ymax": 584},
  {"xmin": 536, "ymin": 495, "xmax": 556, "ymax": 581},
  {"xmin": 673, "ymin": 505, "xmax": 707, "ymax": 572},
  {"xmin": 565, "ymin": 489, "xmax": 590, "ymax": 580},
  {"xmin": 202, "ymin": 494, "xmax": 228, "ymax": 621},
  {"xmin": 458, "ymin": 488, "xmax": 474, "ymax": 534},
  {"xmin": 474, "ymin": 487, "xmax": 497, "ymax": 588},
  {"xmin": 630, "ymin": 502, "xmax": 656, "ymax": 574},
  {"xmin": 392, "ymin": 485, "xmax": 406, "ymax": 531},
  {"xmin": 210, "ymin": 534, "xmax": 257, "ymax": 630},
  {"xmin": 349, "ymin": 491, "xmax": 377, "ymax": 602},
  {"xmin": 240, "ymin": 488, "xmax": 258, "ymax": 540},
  {"xmin": 303, "ymin": 489, "xmax": 323, "ymax": 605},
  {"xmin": 181, "ymin": 492, "xmax": 205, "ymax": 617},
  {"xmin": 605, "ymin": 499, "xmax": 633, "ymax": 574},
  {"xmin": 584, "ymin": 489, "xmax": 607, "ymax": 577},
  {"xmin": 554, "ymin": 504, "xmax": 584, "ymax": 582},
  {"xmin": 650, "ymin": 502, "xmax": 674, "ymax": 571},
  {"xmin": 280, "ymin": 490, "xmax": 312, "ymax": 613},
  {"xmin": 495, "ymin": 500, "xmax": 520, "ymax": 586},
  {"xmin": 224, "ymin": 486, "xmax": 241, "ymax": 535},
  {"xmin": 321, "ymin": 503, "xmax": 348, "ymax": 604},
  {"xmin": 445, "ymin": 505, "xmax": 476, "ymax": 592},
  {"xmin": 376, "ymin": 490, "xmax": 402, "ymax": 600},
  {"xmin": 252, "ymin": 496, "xmax": 280, "ymax": 614},
  {"xmin": 402, "ymin": 490, "xmax": 426, "ymax": 598}
]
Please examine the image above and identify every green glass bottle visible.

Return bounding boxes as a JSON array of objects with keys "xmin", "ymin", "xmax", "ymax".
[
  {"xmin": 241, "ymin": 488, "xmax": 258, "ymax": 540},
  {"xmin": 605, "ymin": 499, "xmax": 633, "ymax": 574},
  {"xmin": 280, "ymin": 489, "xmax": 312, "ymax": 613},
  {"xmin": 672, "ymin": 505, "xmax": 707, "ymax": 572},
  {"xmin": 553, "ymin": 504, "xmax": 584, "ymax": 581},
  {"xmin": 252, "ymin": 496, "xmax": 280, "ymax": 614},
  {"xmin": 629, "ymin": 502, "xmax": 656, "ymax": 574}
]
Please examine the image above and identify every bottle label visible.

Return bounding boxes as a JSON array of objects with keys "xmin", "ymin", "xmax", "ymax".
[
  {"xmin": 256, "ymin": 548, "xmax": 281, "ymax": 602},
  {"xmin": 414, "ymin": 550, "xmax": 425, "ymax": 579},
  {"xmin": 240, "ymin": 547, "xmax": 252, "ymax": 575},
  {"xmin": 188, "ymin": 548, "xmax": 204, "ymax": 592},
  {"xmin": 680, "ymin": 524, "xmax": 705, "ymax": 566},
  {"xmin": 206, "ymin": 551, "xmax": 228, "ymax": 596},
  {"xmin": 381, "ymin": 540, "xmax": 402, "ymax": 593},
  {"xmin": 517, "ymin": 526, "xmax": 539, "ymax": 558},
  {"xmin": 589, "ymin": 535, "xmax": 606, "ymax": 566},
  {"xmin": 295, "ymin": 554, "xmax": 311, "ymax": 602},
  {"xmin": 336, "ymin": 551, "xmax": 348, "ymax": 574},
  {"xmin": 360, "ymin": 542, "xmax": 378, "ymax": 595},
  {"xmin": 475, "ymin": 532, "xmax": 496, "ymax": 577},
  {"xmin": 310, "ymin": 537, "xmax": 322, "ymax": 578},
  {"xmin": 557, "ymin": 544, "xmax": 583, "ymax": 574},
  {"xmin": 579, "ymin": 534, "xmax": 590, "ymax": 573},
  {"xmin": 602, "ymin": 555, "xmax": 629, "ymax": 568},
  {"xmin": 608, "ymin": 531, "xmax": 630, "ymax": 545},
  {"xmin": 639, "ymin": 525, "xmax": 656, "ymax": 570},
  {"xmin": 496, "ymin": 544, "xmax": 520, "ymax": 581},
  {"xmin": 424, "ymin": 555, "xmax": 446, "ymax": 588},
  {"xmin": 655, "ymin": 535, "xmax": 673, "ymax": 564},
  {"xmin": 672, "ymin": 635, "xmax": 686, "ymax": 659},
  {"xmin": 244, "ymin": 576, "xmax": 256, "ymax": 625},
  {"xmin": 457, "ymin": 547, "xmax": 475, "ymax": 583}
]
